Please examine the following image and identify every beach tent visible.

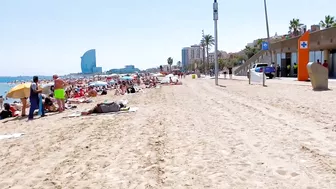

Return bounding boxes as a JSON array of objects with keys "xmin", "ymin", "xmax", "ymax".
[
  {"xmin": 6, "ymin": 83, "xmax": 31, "ymax": 99},
  {"xmin": 160, "ymin": 76, "xmax": 178, "ymax": 84},
  {"xmin": 89, "ymin": 81, "xmax": 108, "ymax": 87}
]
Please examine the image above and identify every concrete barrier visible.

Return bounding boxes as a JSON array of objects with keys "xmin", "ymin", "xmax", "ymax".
[{"xmin": 307, "ymin": 62, "xmax": 328, "ymax": 90}]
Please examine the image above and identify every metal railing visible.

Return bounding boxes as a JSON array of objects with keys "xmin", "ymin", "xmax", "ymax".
[{"xmin": 234, "ymin": 50, "xmax": 267, "ymax": 76}]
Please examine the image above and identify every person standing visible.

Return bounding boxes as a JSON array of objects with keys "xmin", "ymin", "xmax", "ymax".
[
  {"xmin": 20, "ymin": 97, "xmax": 27, "ymax": 116},
  {"xmin": 28, "ymin": 76, "xmax": 45, "ymax": 120},
  {"xmin": 53, "ymin": 75, "xmax": 66, "ymax": 112},
  {"xmin": 322, "ymin": 60, "xmax": 328, "ymax": 68},
  {"xmin": 228, "ymin": 67, "xmax": 233, "ymax": 79},
  {"xmin": 0, "ymin": 96, "xmax": 3, "ymax": 110},
  {"xmin": 223, "ymin": 67, "xmax": 228, "ymax": 79}
]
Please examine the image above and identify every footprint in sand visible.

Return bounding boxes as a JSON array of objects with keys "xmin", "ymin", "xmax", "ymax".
[
  {"xmin": 253, "ymin": 142, "xmax": 261, "ymax": 147},
  {"xmin": 275, "ymin": 169, "xmax": 287, "ymax": 176},
  {"xmin": 290, "ymin": 172, "xmax": 300, "ymax": 177}
]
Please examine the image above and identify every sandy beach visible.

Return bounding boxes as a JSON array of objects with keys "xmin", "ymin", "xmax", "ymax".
[{"xmin": 1, "ymin": 77, "xmax": 336, "ymax": 189}]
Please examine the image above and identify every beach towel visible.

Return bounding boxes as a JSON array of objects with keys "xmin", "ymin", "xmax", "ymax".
[
  {"xmin": 38, "ymin": 95, "xmax": 43, "ymax": 116},
  {"xmin": 64, "ymin": 107, "xmax": 138, "ymax": 118}
]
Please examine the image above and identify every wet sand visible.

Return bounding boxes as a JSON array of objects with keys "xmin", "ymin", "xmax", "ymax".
[{"xmin": 0, "ymin": 77, "xmax": 335, "ymax": 189}]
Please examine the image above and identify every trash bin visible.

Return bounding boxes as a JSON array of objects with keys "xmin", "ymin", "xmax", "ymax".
[{"xmin": 307, "ymin": 62, "xmax": 328, "ymax": 90}]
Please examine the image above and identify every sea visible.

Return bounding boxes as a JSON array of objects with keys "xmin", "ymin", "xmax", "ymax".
[{"xmin": 0, "ymin": 76, "xmax": 52, "ymax": 103}]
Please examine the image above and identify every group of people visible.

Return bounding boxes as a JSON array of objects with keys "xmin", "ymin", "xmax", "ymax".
[
  {"xmin": 27, "ymin": 75, "xmax": 66, "ymax": 120},
  {"xmin": 317, "ymin": 59, "xmax": 329, "ymax": 68},
  {"xmin": 0, "ymin": 72, "xmax": 182, "ymax": 121},
  {"xmin": 0, "ymin": 75, "xmax": 67, "ymax": 121}
]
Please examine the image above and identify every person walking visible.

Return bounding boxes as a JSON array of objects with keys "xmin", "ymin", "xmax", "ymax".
[
  {"xmin": 28, "ymin": 76, "xmax": 45, "ymax": 120},
  {"xmin": 53, "ymin": 75, "xmax": 66, "ymax": 112}
]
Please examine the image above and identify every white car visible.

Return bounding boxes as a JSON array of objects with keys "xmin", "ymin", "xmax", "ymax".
[{"xmin": 247, "ymin": 63, "xmax": 274, "ymax": 79}]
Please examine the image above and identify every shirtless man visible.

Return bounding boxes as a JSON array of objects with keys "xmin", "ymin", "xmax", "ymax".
[{"xmin": 53, "ymin": 75, "xmax": 66, "ymax": 112}]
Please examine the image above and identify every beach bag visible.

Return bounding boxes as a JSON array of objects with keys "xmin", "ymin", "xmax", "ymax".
[{"xmin": 97, "ymin": 102, "xmax": 120, "ymax": 113}]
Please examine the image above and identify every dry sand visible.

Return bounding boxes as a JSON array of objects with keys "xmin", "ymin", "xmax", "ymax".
[{"xmin": 0, "ymin": 77, "xmax": 336, "ymax": 189}]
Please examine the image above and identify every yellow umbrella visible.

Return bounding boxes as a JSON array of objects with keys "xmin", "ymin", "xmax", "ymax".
[{"xmin": 6, "ymin": 82, "xmax": 32, "ymax": 99}]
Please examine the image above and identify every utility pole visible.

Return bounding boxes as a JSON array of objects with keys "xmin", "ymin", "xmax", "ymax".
[
  {"xmin": 263, "ymin": 0, "xmax": 273, "ymax": 85},
  {"xmin": 213, "ymin": 0, "xmax": 219, "ymax": 85},
  {"xmin": 263, "ymin": 0, "xmax": 274, "ymax": 70},
  {"xmin": 202, "ymin": 30, "xmax": 206, "ymax": 74}
]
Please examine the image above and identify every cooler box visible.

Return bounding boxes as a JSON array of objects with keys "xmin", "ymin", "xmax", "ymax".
[{"xmin": 192, "ymin": 74, "xmax": 196, "ymax": 79}]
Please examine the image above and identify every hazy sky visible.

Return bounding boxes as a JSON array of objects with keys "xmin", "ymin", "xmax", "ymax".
[{"xmin": 0, "ymin": 0, "xmax": 334, "ymax": 76}]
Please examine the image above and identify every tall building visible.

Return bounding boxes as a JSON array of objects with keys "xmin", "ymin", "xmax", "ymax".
[
  {"xmin": 181, "ymin": 47, "xmax": 190, "ymax": 68},
  {"xmin": 189, "ymin": 45, "xmax": 203, "ymax": 60},
  {"xmin": 81, "ymin": 49, "xmax": 102, "ymax": 74},
  {"xmin": 181, "ymin": 45, "xmax": 203, "ymax": 69}
]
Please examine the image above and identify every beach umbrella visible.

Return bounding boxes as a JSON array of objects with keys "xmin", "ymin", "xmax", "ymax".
[
  {"xmin": 165, "ymin": 74, "xmax": 175, "ymax": 78},
  {"xmin": 120, "ymin": 76, "xmax": 133, "ymax": 81},
  {"xmin": 109, "ymin": 80, "xmax": 116, "ymax": 85},
  {"xmin": 89, "ymin": 81, "xmax": 108, "ymax": 87},
  {"xmin": 6, "ymin": 82, "xmax": 31, "ymax": 99},
  {"xmin": 41, "ymin": 82, "xmax": 54, "ymax": 95}
]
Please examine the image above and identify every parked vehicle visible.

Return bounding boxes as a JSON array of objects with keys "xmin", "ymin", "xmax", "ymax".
[{"xmin": 247, "ymin": 63, "xmax": 275, "ymax": 79}]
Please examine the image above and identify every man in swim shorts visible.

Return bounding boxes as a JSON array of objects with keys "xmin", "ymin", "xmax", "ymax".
[{"xmin": 53, "ymin": 75, "xmax": 66, "ymax": 112}]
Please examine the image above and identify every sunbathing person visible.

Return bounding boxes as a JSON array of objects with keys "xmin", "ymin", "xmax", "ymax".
[
  {"xmin": 0, "ymin": 103, "xmax": 12, "ymax": 120},
  {"xmin": 87, "ymin": 87, "xmax": 98, "ymax": 97},
  {"xmin": 44, "ymin": 95, "xmax": 58, "ymax": 112},
  {"xmin": 81, "ymin": 101, "xmax": 128, "ymax": 115}
]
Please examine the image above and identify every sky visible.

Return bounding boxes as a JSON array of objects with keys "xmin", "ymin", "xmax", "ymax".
[{"xmin": 0, "ymin": 0, "xmax": 334, "ymax": 76}]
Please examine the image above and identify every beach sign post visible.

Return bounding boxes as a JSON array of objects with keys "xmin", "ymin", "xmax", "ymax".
[
  {"xmin": 262, "ymin": 42, "xmax": 269, "ymax": 51},
  {"xmin": 297, "ymin": 31, "xmax": 310, "ymax": 81}
]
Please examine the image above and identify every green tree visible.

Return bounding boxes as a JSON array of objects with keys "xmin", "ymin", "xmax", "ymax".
[
  {"xmin": 289, "ymin": 18, "xmax": 303, "ymax": 36},
  {"xmin": 167, "ymin": 57, "xmax": 173, "ymax": 72},
  {"xmin": 218, "ymin": 58, "xmax": 225, "ymax": 70},
  {"xmin": 320, "ymin": 15, "xmax": 335, "ymax": 29},
  {"xmin": 244, "ymin": 46, "xmax": 258, "ymax": 59},
  {"xmin": 203, "ymin": 34, "xmax": 215, "ymax": 73}
]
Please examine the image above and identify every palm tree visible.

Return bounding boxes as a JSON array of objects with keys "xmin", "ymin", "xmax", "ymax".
[
  {"xmin": 289, "ymin": 18, "xmax": 303, "ymax": 36},
  {"xmin": 167, "ymin": 57, "xmax": 173, "ymax": 72},
  {"xmin": 320, "ymin": 15, "xmax": 335, "ymax": 29},
  {"xmin": 203, "ymin": 34, "xmax": 215, "ymax": 73}
]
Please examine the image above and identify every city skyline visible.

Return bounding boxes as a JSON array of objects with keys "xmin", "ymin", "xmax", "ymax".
[{"xmin": 1, "ymin": 0, "xmax": 335, "ymax": 76}]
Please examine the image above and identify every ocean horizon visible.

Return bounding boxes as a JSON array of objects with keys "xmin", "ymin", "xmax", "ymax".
[{"xmin": 0, "ymin": 76, "xmax": 53, "ymax": 102}]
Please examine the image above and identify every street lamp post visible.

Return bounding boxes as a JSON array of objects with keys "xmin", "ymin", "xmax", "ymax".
[
  {"xmin": 263, "ymin": 0, "xmax": 274, "ymax": 66},
  {"xmin": 213, "ymin": 0, "xmax": 219, "ymax": 85},
  {"xmin": 263, "ymin": 0, "xmax": 273, "ymax": 85}
]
